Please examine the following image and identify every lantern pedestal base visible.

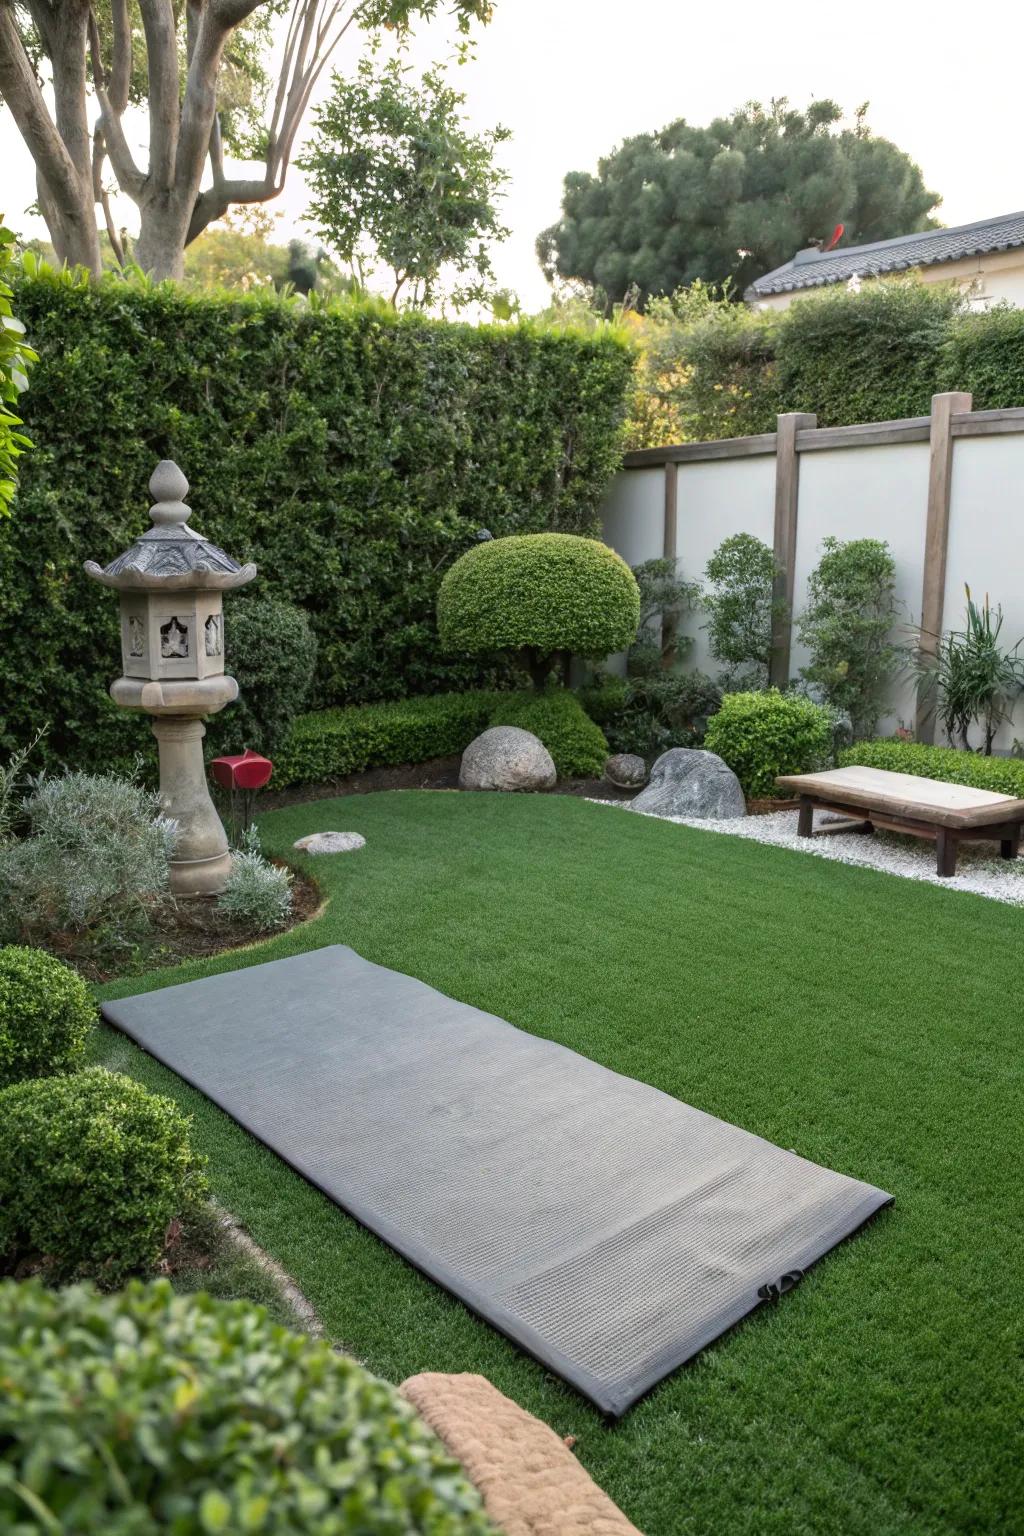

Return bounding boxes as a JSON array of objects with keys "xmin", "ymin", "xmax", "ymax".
[{"xmin": 152, "ymin": 716, "xmax": 232, "ymax": 897}]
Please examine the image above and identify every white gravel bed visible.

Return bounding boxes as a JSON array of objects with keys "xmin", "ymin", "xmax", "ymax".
[{"xmin": 589, "ymin": 799, "xmax": 1024, "ymax": 907}]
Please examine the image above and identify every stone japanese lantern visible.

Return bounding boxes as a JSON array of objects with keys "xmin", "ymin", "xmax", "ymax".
[{"xmin": 84, "ymin": 461, "xmax": 256, "ymax": 897}]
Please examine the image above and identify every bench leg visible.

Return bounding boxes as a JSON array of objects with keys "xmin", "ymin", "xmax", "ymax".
[
  {"xmin": 936, "ymin": 827, "xmax": 958, "ymax": 878},
  {"xmin": 1000, "ymin": 829, "xmax": 1020, "ymax": 861},
  {"xmin": 797, "ymin": 797, "xmax": 814, "ymax": 838}
]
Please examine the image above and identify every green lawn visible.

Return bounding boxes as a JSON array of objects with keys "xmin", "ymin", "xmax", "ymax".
[{"xmin": 93, "ymin": 791, "xmax": 1024, "ymax": 1536}]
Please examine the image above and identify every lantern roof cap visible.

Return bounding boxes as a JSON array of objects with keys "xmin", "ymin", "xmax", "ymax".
[{"xmin": 84, "ymin": 460, "xmax": 257, "ymax": 592}]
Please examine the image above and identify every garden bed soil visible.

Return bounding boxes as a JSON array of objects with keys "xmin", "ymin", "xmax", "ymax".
[{"xmin": 44, "ymin": 865, "xmax": 322, "ymax": 983}]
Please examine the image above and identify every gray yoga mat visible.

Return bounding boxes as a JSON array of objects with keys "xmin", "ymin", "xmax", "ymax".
[{"xmin": 102, "ymin": 945, "xmax": 892, "ymax": 1415}]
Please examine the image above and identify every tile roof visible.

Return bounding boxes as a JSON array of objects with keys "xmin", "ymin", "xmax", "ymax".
[{"xmin": 745, "ymin": 210, "xmax": 1024, "ymax": 299}]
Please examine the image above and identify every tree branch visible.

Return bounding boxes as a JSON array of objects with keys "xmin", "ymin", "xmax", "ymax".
[
  {"xmin": 87, "ymin": 7, "xmax": 146, "ymax": 198},
  {"xmin": 137, "ymin": 0, "xmax": 180, "ymax": 190},
  {"xmin": 185, "ymin": 176, "xmax": 279, "ymax": 245},
  {"xmin": 92, "ymin": 126, "xmax": 126, "ymax": 266},
  {"xmin": 109, "ymin": 0, "xmax": 132, "ymax": 113},
  {"xmin": 0, "ymin": 5, "xmax": 90, "ymax": 217}
]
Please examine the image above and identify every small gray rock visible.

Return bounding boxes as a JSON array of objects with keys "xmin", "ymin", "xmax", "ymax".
[
  {"xmin": 605, "ymin": 753, "xmax": 648, "ymax": 789},
  {"xmin": 629, "ymin": 747, "xmax": 745, "ymax": 819},
  {"xmin": 459, "ymin": 727, "xmax": 556, "ymax": 792},
  {"xmin": 293, "ymin": 831, "xmax": 366, "ymax": 854}
]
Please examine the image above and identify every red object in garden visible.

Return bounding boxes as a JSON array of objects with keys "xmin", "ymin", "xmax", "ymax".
[
  {"xmin": 823, "ymin": 222, "xmax": 845, "ymax": 252},
  {"xmin": 210, "ymin": 750, "xmax": 273, "ymax": 841},
  {"xmin": 210, "ymin": 750, "xmax": 273, "ymax": 792}
]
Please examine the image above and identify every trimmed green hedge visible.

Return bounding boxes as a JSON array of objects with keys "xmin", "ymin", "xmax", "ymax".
[
  {"xmin": 273, "ymin": 689, "xmax": 504, "ymax": 786},
  {"xmin": 0, "ymin": 1279, "xmax": 493, "ymax": 1534},
  {"xmin": 488, "ymin": 690, "xmax": 609, "ymax": 777},
  {"xmin": 274, "ymin": 687, "xmax": 612, "ymax": 787},
  {"xmin": 2, "ymin": 272, "xmax": 633, "ymax": 770},
  {"xmin": 839, "ymin": 738, "xmax": 1024, "ymax": 797},
  {"xmin": 939, "ymin": 306, "xmax": 1024, "ymax": 410}
]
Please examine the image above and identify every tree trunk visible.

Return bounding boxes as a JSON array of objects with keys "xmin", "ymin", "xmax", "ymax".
[
  {"xmin": 525, "ymin": 650, "xmax": 554, "ymax": 692},
  {"xmin": 134, "ymin": 203, "xmax": 189, "ymax": 281}
]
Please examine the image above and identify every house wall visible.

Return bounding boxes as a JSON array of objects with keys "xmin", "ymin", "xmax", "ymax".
[
  {"xmin": 753, "ymin": 248, "xmax": 1024, "ymax": 311},
  {"xmin": 599, "ymin": 399, "xmax": 1024, "ymax": 750}
]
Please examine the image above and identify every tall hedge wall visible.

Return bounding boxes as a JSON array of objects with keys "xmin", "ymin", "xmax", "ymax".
[{"xmin": 0, "ymin": 273, "xmax": 633, "ymax": 770}]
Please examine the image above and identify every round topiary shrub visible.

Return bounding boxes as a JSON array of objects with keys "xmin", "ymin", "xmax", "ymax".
[
  {"xmin": 0, "ymin": 1278, "xmax": 493, "ymax": 1535},
  {"xmin": 0, "ymin": 945, "xmax": 94, "ymax": 1088},
  {"xmin": 703, "ymin": 689, "xmax": 833, "ymax": 798},
  {"xmin": 0, "ymin": 1066, "xmax": 208, "ymax": 1285},
  {"xmin": 437, "ymin": 533, "xmax": 640, "ymax": 689},
  {"xmin": 217, "ymin": 596, "xmax": 319, "ymax": 754}
]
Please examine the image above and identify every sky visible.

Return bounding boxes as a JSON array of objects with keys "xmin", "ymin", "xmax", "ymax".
[{"xmin": 2, "ymin": 0, "xmax": 1023, "ymax": 312}]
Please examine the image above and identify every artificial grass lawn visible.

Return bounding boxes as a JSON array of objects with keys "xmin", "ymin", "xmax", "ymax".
[{"xmin": 93, "ymin": 792, "xmax": 1024, "ymax": 1536}]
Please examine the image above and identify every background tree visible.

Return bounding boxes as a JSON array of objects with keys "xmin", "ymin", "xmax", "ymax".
[
  {"xmin": 538, "ymin": 99, "xmax": 939, "ymax": 306},
  {"xmin": 0, "ymin": 0, "xmax": 492, "ymax": 281},
  {"xmin": 703, "ymin": 532, "xmax": 782, "ymax": 688},
  {"xmin": 796, "ymin": 536, "xmax": 900, "ymax": 737},
  {"xmin": 182, "ymin": 205, "xmax": 349, "ymax": 294},
  {"xmin": 299, "ymin": 48, "xmax": 510, "ymax": 307}
]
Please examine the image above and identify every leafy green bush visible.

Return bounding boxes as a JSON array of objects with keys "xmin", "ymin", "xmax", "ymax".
[
  {"xmin": 576, "ymin": 674, "xmax": 629, "ymax": 725},
  {"xmin": 0, "ymin": 770, "xmax": 176, "ymax": 950},
  {"xmin": 703, "ymin": 533, "xmax": 781, "ymax": 688},
  {"xmin": 0, "ymin": 223, "xmax": 36, "ymax": 515},
  {"xmin": 273, "ymin": 689, "xmax": 506, "ymax": 787},
  {"xmin": 0, "ymin": 945, "xmax": 94, "ymax": 1088},
  {"xmin": 704, "ymin": 689, "xmax": 833, "ymax": 798},
  {"xmin": 913, "ymin": 587, "xmax": 1024, "ymax": 753},
  {"xmin": 488, "ymin": 690, "xmax": 609, "ymax": 777},
  {"xmin": 775, "ymin": 279, "xmax": 963, "ymax": 426},
  {"xmin": 437, "ymin": 533, "xmax": 640, "ymax": 689},
  {"xmin": 0, "ymin": 1278, "xmax": 493, "ymax": 1535},
  {"xmin": 0, "ymin": 1066, "xmax": 208, "ymax": 1285},
  {"xmin": 4, "ymin": 272, "xmax": 633, "ymax": 772},
  {"xmin": 940, "ymin": 305, "xmax": 1024, "ymax": 409},
  {"xmin": 602, "ymin": 671, "xmax": 722, "ymax": 758},
  {"xmin": 839, "ymin": 738, "xmax": 1024, "ymax": 797},
  {"xmin": 796, "ymin": 536, "xmax": 899, "ymax": 738},
  {"xmin": 217, "ymin": 828, "xmax": 294, "ymax": 933},
  {"xmin": 214, "ymin": 596, "xmax": 318, "ymax": 755}
]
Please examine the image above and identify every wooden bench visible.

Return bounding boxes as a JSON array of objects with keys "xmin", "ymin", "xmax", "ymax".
[{"xmin": 775, "ymin": 765, "xmax": 1024, "ymax": 878}]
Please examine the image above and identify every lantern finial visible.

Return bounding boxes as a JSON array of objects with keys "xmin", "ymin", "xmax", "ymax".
[{"xmin": 148, "ymin": 460, "xmax": 191, "ymax": 529}]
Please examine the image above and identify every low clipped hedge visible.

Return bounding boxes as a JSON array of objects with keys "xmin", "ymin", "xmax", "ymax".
[
  {"xmin": 0, "ymin": 1066, "xmax": 208, "ymax": 1286},
  {"xmin": 274, "ymin": 687, "xmax": 612, "ymax": 787},
  {"xmin": 272, "ymin": 690, "xmax": 505, "ymax": 787},
  {"xmin": 0, "ymin": 1278, "xmax": 493, "ymax": 1535},
  {"xmin": 488, "ymin": 691, "xmax": 609, "ymax": 777},
  {"xmin": 704, "ymin": 690, "xmax": 833, "ymax": 799},
  {"xmin": 839, "ymin": 739, "xmax": 1024, "ymax": 797},
  {"xmin": 0, "ymin": 945, "xmax": 94, "ymax": 1088}
]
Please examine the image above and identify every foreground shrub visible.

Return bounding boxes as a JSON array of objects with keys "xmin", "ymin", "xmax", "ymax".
[
  {"xmin": 6, "ymin": 274, "xmax": 633, "ymax": 773},
  {"xmin": 704, "ymin": 690, "xmax": 833, "ymax": 798},
  {"xmin": 0, "ymin": 770, "xmax": 176, "ymax": 948},
  {"xmin": 840, "ymin": 738, "xmax": 1024, "ymax": 797},
  {"xmin": 0, "ymin": 1279, "xmax": 493, "ymax": 1536},
  {"xmin": 438, "ymin": 533, "xmax": 640, "ymax": 689},
  {"xmin": 274, "ymin": 689, "xmax": 506, "ymax": 787},
  {"xmin": 488, "ymin": 690, "xmax": 609, "ymax": 777},
  {"xmin": 0, "ymin": 946, "xmax": 93, "ymax": 1088},
  {"xmin": 217, "ymin": 828, "xmax": 294, "ymax": 933},
  {"xmin": 215, "ymin": 596, "xmax": 319, "ymax": 755},
  {"xmin": 0, "ymin": 1067, "xmax": 208, "ymax": 1285}
]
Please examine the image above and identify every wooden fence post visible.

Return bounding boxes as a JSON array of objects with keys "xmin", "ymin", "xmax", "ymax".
[
  {"xmin": 769, "ymin": 412, "xmax": 816, "ymax": 689},
  {"xmin": 661, "ymin": 460, "xmax": 679, "ymax": 665},
  {"xmin": 916, "ymin": 391, "xmax": 972, "ymax": 742}
]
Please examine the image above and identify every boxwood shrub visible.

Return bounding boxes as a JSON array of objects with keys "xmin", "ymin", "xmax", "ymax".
[
  {"xmin": 0, "ymin": 945, "xmax": 94, "ymax": 1088},
  {"xmin": 437, "ymin": 533, "xmax": 639, "ymax": 686},
  {"xmin": 488, "ymin": 690, "xmax": 609, "ymax": 777},
  {"xmin": 704, "ymin": 690, "xmax": 834, "ymax": 798},
  {"xmin": 0, "ymin": 1066, "xmax": 208, "ymax": 1286},
  {"xmin": 0, "ymin": 1278, "xmax": 493, "ymax": 1535},
  {"xmin": 840, "ymin": 738, "xmax": 1024, "ymax": 797}
]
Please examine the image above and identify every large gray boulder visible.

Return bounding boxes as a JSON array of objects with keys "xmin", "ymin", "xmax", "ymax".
[
  {"xmin": 628, "ymin": 747, "xmax": 745, "ymax": 819},
  {"xmin": 460, "ymin": 727, "xmax": 556, "ymax": 792}
]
